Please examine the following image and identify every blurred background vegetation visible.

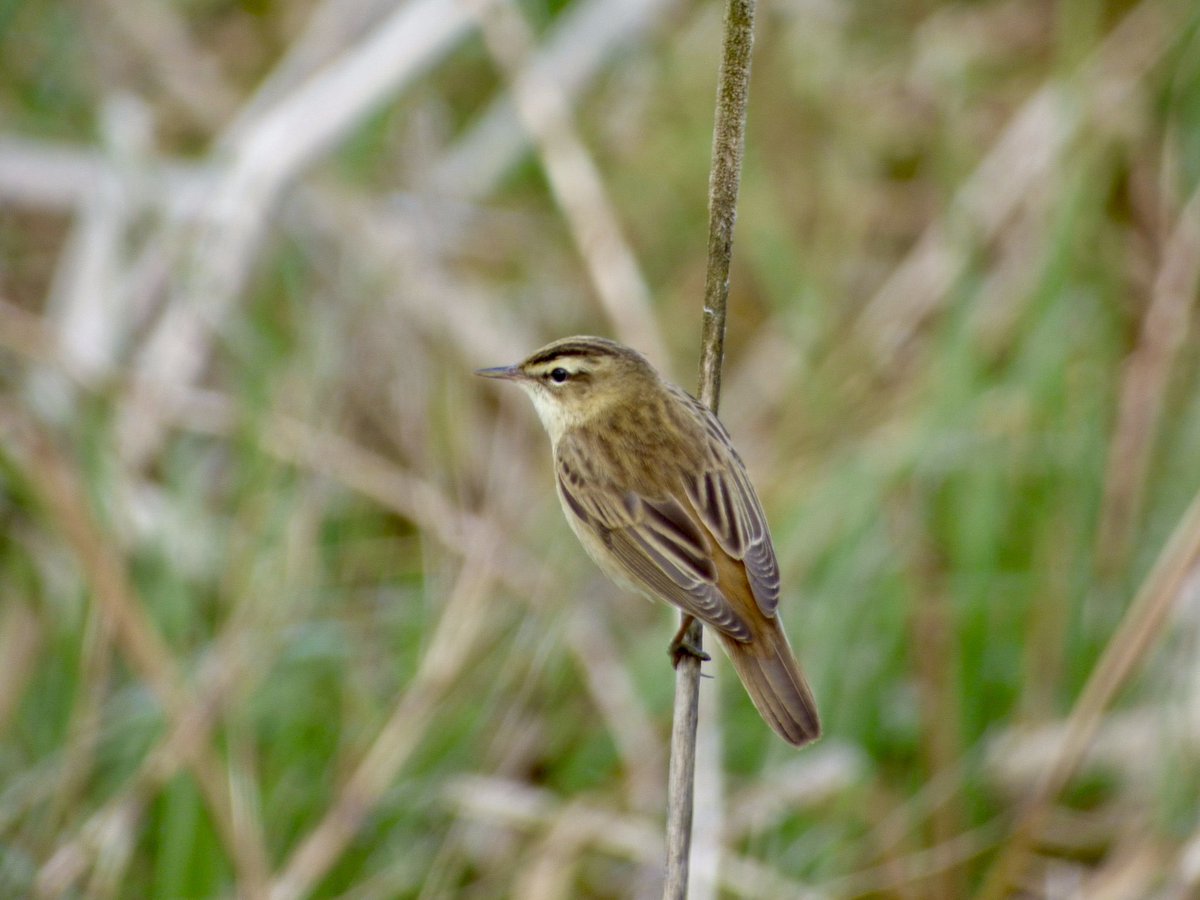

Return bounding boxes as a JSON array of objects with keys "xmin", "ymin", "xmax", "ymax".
[{"xmin": 2, "ymin": 0, "xmax": 1200, "ymax": 897}]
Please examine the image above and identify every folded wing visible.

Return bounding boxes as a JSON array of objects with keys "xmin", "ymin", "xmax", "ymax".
[
  {"xmin": 556, "ymin": 447, "xmax": 751, "ymax": 641},
  {"xmin": 677, "ymin": 393, "xmax": 782, "ymax": 617}
]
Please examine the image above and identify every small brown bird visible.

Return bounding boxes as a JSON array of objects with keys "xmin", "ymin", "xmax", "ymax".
[{"xmin": 477, "ymin": 336, "xmax": 819, "ymax": 746}]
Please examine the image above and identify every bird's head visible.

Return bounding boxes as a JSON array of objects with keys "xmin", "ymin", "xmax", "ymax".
[{"xmin": 476, "ymin": 336, "xmax": 658, "ymax": 444}]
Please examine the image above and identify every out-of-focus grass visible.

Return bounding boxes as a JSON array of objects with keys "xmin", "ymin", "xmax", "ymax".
[{"xmin": 2, "ymin": 0, "xmax": 1200, "ymax": 897}]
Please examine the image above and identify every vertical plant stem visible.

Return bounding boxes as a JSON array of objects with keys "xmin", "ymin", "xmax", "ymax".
[
  {"xmin": 664, "ymin": 1, "xmax": 756, "ymax": 897},
  {"xmin": 696, "ymin": 0, "xmax": 756, "ymax": 416}
]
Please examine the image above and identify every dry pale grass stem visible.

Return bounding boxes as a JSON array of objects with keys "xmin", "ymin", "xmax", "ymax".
[
  {"xmin": 856, "ymin": 0, "xmax": 1184, "ymax": 366},
  {"xmin": 11, "ymin": 422, "xmax": 269, "ymax": 896},
  {"xmin": 267, "ymin": 559, "xmax": 499, "ymax": 900},
  {"xmin": 443, "ymin": 775, "xmax": 827, "ymax": 899},
  {"xmin": 1096, "ymin": 182, "xmax": 1200, "ymax": 571},
  {"xmin": 435, "ymin": 0, "xmax": 681, "ymax": 198},
  {"xmin": 467, "ymin": 0, "xmax": 667, "ymax": 365},
  {"xmin": 116, "ymin": 0, "xmax": 490, "ymax": 466},
  {"xmin": 980, "ymin": 488, "xmax": 1200, "ymax": 897}
]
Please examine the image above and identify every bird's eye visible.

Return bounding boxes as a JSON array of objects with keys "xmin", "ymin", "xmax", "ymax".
[{"xmin": 549, "ymin": 367, "xmax": 569, "ymax": 384}]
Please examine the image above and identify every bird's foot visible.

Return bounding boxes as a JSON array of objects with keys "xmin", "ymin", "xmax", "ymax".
[{"xmin": 668, "ymin": 632, "xmax": 711, "ymax": 669}]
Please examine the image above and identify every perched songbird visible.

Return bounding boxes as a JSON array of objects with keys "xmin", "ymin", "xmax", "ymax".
[{"xmin": 477, "ymin": 336, "xmax": 819, "ymax": 746}]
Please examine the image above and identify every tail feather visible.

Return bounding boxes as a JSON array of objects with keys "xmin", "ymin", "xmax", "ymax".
[{"xmin": 717, "ymin": 624, "xmax": 820, "ymax": 747}]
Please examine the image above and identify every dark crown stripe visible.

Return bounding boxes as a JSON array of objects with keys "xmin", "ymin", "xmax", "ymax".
[{"xmin": 525, "ymin": 340, "xmax": 623, "ymax": 368}]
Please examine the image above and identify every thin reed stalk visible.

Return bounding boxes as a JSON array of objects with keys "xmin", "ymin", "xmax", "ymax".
[{"xmin": 665, "ymin": 0, "xmax": 756, "ymax": 895}]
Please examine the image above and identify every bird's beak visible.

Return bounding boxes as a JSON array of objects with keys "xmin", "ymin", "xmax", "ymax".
[{"xmin": 474, "ymin": 364, "xmax": 524, "ymax": 381}]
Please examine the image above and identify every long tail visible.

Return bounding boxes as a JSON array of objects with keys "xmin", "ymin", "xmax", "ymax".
[{"xmin": 717, "ymin": 621, "xmax": 820, "ymax": 747}]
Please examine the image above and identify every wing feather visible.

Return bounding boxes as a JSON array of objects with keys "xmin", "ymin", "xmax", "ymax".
[
  {"xmin": 553, "ymin": 393, "xmax": 781, "ymax": 632},
  {"xmin": 555, "ymin": 453, "xmax": 751, "ymax": 641},
  {"xmin": 677, "ymin": 396, "xmax": 782, "ymax": 616}
]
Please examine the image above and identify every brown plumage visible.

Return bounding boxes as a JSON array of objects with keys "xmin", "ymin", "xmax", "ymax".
[
  {"xmin": 477, "ymin": 336, "xmax": 820, "ymax": 747},
  {"xmin": 708, "ymin": 546, "xmax": 819, "ymax": 745}
]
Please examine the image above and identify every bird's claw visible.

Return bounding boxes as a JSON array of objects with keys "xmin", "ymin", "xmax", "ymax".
[{"xmin": 669, "ymin": 636, "xmax": 711, "ymax": 668}]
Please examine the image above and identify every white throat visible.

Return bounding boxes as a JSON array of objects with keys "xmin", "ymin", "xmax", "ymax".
[{"xmin": 521, "ymin": 383, "xmax": 586, "ymax": 447}]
